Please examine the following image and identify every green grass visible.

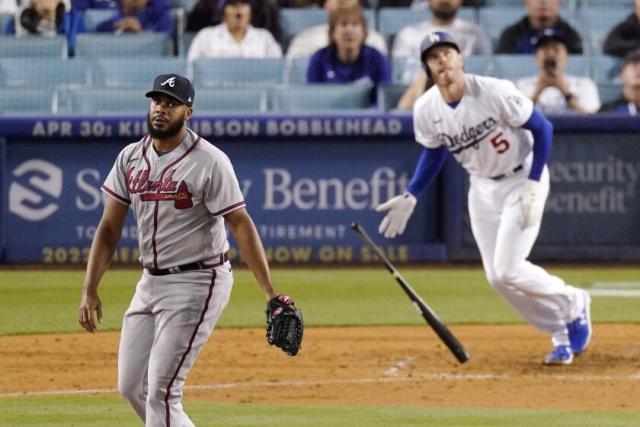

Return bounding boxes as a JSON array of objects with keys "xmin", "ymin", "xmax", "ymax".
[
  {"xmin": 0, "ymin": 267, "xmax": 639, "ymax": 335},
  {"xmin": 0, "ymin": 395, "xmax": 638, "ymax": 427},
  {"xmin": 1, "ymin": 267, "xmax": 639, "ymax": 426}
]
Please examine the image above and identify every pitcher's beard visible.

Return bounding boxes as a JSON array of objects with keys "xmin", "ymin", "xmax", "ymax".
[{"xmin": 147, "ymin": 113, "xmax": 186, "ymax": 139}]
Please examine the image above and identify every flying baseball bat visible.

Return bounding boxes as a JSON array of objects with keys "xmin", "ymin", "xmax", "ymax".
[{"xmin": 351, "ymin": 222, "xmax": 469, "ymax": 364}]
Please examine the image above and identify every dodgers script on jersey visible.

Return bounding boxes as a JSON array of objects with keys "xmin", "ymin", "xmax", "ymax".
[
  {"xmin": 413, "ymin": 74, "xmax": 534, "ymax": 178},
  {"xmin": 102, "ymin": 129, "xmax": 245, "ymax": 269}
]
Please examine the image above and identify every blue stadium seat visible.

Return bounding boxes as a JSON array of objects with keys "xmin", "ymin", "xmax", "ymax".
[
  {"xmin": 74, "ymin": 33, "xmax": 171, "ymax": 57},
  {"xmin": 82, "ymin": 8, "xmax": 118, "ymax": 32},
  {"xmin": 192, "ymin": 58, "xmax": 285, "ymax": 86},
  {"xmin": 194, "ymin": 87, "xmax": 269, "ymax": 114},
  {"xmin": 597, "ymin": 82, "xmax": 623, "ymax": 105},
  {"xmin": 93, "ymin": 57, "xmax": 188, "ymax": 87},
  {"xmin": 58, "ymin": 88, "xmax": 150, "ymax": 114},
  {"xmin": 0, "ymin": 88, "xmax": 57, "ymax": 115},
  {"xmin": 377, "ymin": 83, "xmax": 408, "ymax": 112},
  {"xmin": 391, "ymin": 56, "xmax": 420, "ymax": 83},
  {"xmin": 272, "ymin": 84, "xmax": 373, "ymax": 113},
  {"xmin": 575, "ymin": 7, "xmax": 630, "ymax": 54},
  {"xmin": 479, "ymin": 7, "xmax": 577, "ymax": 48},
  {"xmin": 589, "ymin": 55, "xmax": 623, "ymax": 83},
  {"xmin": 280, "ymin": 8, "xmax": 327, "ymax": 47},
  {"xmin": 0, "ymin": 58, "xmax": 92, "ymax": 88},
  {"xmin": 493, "ymin": 54, "xmax": 590, "ymax": 81},
  {"xmin": 378, "ymin": 7, "xmax": 476, "ymax": 42},
  {"xmin": 0, "ymin": 36, "xmax": 67, "ymax": 58},
  {"xmin": 181, "ymin": 32, "xmax": 197, "ymax": 57},
  {"xmin": 464, "ymin": 55, "xmax": 493, "ymax": 76},
  {"xmin": 279, "ymin": 7, "xmax": 376, "ymax": 50},
  {"xmin": 477, "ymin": 7, "xmax": 527, "ymax": 46},
  {"xmin": 285, "ymin": 56, "xmax": 310, "ymax": 83}
]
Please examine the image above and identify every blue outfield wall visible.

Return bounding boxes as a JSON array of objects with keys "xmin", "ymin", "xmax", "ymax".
[{"xmin": 0, "ymin": 114, "xmax": 639, "ymax": 264}]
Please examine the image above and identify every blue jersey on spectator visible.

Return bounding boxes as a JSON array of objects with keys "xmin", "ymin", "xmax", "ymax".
[
  {"xmin": 95, "ymin": 0, "xmax": 172, "ymax": 34},
  {"xmin": 307, "ymin": 44, "xmax": 391, "ymax": 104}
]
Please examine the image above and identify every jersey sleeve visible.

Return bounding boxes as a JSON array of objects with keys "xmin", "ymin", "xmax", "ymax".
[
  {"xmin": 413, "ymin": 97, "xmax": 441, "ymax": 149},
  {"xmin": 204, "ymin": 151, "xmax": 246, "ymax": 216},
  {"xmin": 101, "ymin": 147, "xmax": 132, "ymax": 205},
  {"xmin": 491, "ymin": 78, "xmax": 534, "ymax": 128}
]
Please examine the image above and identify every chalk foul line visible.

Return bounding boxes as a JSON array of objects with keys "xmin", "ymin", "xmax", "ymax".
[{"xmin": 1, "ymin": 372, "xmax": 639, "ymax": 399}]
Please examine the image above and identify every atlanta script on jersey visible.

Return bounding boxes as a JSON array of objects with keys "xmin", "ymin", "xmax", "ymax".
[
  {"xmin": 102, "ymin": 129, "xmax": 245, "ymax": 270},
  {"xmin": 413, "ymin": 74, "xmax": 535, "ymax": 178}
]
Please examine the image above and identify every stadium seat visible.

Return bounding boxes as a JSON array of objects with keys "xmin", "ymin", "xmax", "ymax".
[
  {"xmin": 575, "ymin": 7, "xmax": 630, "ymax": 55},
  {"xmin": 279, "ymin": 8, "xmax": 327, "ymax": 49},
  {"xmin": 391, "ymin": 56, "xmax": 420, "ymax": 84},
  {"xmin": 194, "ymin": 87, "xmax": 269, "ymax": 114},
  {"xmin": 378, "ymin": 7, "xmax": 476, "ymax": 45},
  {"xmin": 0, "ymin": 58, "xmax": 92, "ymax": 88},
  {"xmin": 597, "ymin": 82, "xmax": 623, "ymax": 105},
  {"xmin": 0, "ymin": 88, "xmax": 57, "ymax": 115},
  {"xmin": 272, "ymin": 84, "xmax": 373, "ymax": 113},
  {"xmin": 74, "ymin": 33, "xmax": 171, "ymax": 57},
  {"xmin": 0, "ymin": 36, "xmax": 67, "ymax": 58},
  {"xmin": 477, "ymin": 7, "xmax": 526, "ymax": 47},
  {"xmin": 180, "ymin": 32, "xmax": 197, "ymax": 57},
  {"xmin": 463, "ymin": 55, "xmax": 493, "ymax": 76},
  {"xmin": 377, "ymin": 83, "xmax": 408, "ymax": 112},
  {"xmin": 93, "ymin": 57, "xmax": 188, "ymax": 87},
  {"xmin": 285, "ymin": 56, "xmax": 310, "ymax": 83},
  {"xmin": 192, "ymin": 58, "xmax": 285, "ymax": 86},
  {"xmin": 279, "ymin": 7, "xmax": 376, "ymax": 51},
  {"xmin": 493, "ymin": 54, "xmax": 589, "ymax": 81},
  {"xmin": 58, "ymin": 88, "xmax": 151, "ymax": 114},
  {"xmin": 82, "ymin": 8, "xmax": 118, "ymax": 32},
  {"xmin": 589, "ymin": 55, "xmax": 623, "ymax": 84}
]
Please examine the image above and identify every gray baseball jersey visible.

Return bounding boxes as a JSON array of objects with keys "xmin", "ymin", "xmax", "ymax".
[{"xmin": 102, "ymin": 129, "xmax": 245, "ymax": 269}]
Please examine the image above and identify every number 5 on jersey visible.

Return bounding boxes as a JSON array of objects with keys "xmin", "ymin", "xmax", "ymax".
[{"xmin": 490, "ymin": 132, "xmax": 510, "ymax": 154}]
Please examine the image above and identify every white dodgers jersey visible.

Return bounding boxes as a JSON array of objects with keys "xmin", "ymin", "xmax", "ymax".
[
  {"xmin": 413, "ymin": 74, "xmax": 535, "ymax": 178},
  {"xmin": 102, "ymin": 129, "xmax": 245, "ymax": 269}
]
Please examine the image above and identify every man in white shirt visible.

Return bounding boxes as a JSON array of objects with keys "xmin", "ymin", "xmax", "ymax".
[
  {"xmin": 187, "ymin": 0, "xmax": 282, "ymax": 64},
  {"xmin": 392, "ymin": 0, "xmax": 492, "ymax": 84},
  {"xmin": 516, "ymin": 28, "xmax": 600, "ymax": 114},
  {"xmin": 285, "ymin": 0, "xmax": 388, "ymax": 61}
]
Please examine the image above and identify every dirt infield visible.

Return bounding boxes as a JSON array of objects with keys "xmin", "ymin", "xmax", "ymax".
[{"xmin": 2, "ymin": 324, "xmax": 639, "ymax": 410}]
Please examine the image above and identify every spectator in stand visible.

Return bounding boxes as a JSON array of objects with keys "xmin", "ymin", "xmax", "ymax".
[
  {"xmin": 599, "ymin": 50, "xmax": 640, "ymax": 114},
  {"xmin": 286, "ymin": 0, "xmax": 387, "ymax": 61},
  {"xmin": 516, "ymin": 29, "xmax": 599, "ymax": 114},
  {"xmin": 94, "ymin": 0, "xmax": 172, "ymax": 34},
  {"xmin": 307, "ymin": 4, "xmax": 390, "ymax": 105},
  {"xmin": 187, "ymin": 0, "xmax": 282, "ymax": 63},
  {"xmin": 497, "ymin": 0, "xmax": 582, "ymax": 54},
  {"xmin": 392, "ymin": 0, "xmax": 491, "ymax": 84},
  {"xmin": 186, "ymin": 0, "xmax": 281, "ymax": 44},
  {"xmin": 6, "ymin": 0, "xmax": 84, "ymax": 39},
  {"xmin": 603, "ymin": 0, "xmax": 640, "ymax": 58}
]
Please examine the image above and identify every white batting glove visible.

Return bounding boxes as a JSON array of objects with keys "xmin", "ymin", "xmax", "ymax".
[
  {"xmin": 514, "ymin": 179, "xmax": 545, "ymax": 230},
  {"xmin": 375, "ymin": 192, "xmax": 417, "ymax": 238}
]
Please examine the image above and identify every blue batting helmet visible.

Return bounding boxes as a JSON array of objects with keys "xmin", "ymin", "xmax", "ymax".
[{"xmin": 419, "ymin": 31, "xmax": 461, "ymax": 76}]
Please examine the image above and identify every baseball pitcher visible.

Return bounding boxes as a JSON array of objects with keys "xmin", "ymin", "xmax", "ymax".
[{"xmin": 78, "ymin": 74, "xmax": 302, "ymax": 426}]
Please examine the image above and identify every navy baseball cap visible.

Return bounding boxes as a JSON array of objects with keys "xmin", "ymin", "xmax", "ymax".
[
  {"xmin": 419, "ymin": 31, "xmax": 460, "ymax": 63},
  {"xmin": 531, "ymin": 28, "xmax": 569, "ymax": 50},
  {"xmin": 145, "ymin": 74, "xmax": 195, "ymax": 107}
]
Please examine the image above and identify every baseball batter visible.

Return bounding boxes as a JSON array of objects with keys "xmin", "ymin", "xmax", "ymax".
[
  {"xmin": 376, "ymin": 32, "xmax": 592, "ymax": 365},
  {"xmin": 78, "ymin": 74, "xmax": 288, "ymax": 426}
]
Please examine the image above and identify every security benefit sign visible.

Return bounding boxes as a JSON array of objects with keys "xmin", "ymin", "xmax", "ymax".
[
  {"xmin": 540, "ymin": 134, "xmax": 640, "ymax": 247},
  {"xmin": 3, "ymin": 138, "xmax": 443, "ymax": 264},
  {"xmin": 220, "ymin": 140, "xmax": 444, "ymax": 263},
  {"xmin": 4, "ymin": 140, "xmax": 138, "ymax": 264}
]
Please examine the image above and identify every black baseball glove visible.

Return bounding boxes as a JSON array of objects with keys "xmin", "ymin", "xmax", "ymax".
[{"xmin": 266, "ymin": 295, "xmax": 303, "ymax": 356}]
